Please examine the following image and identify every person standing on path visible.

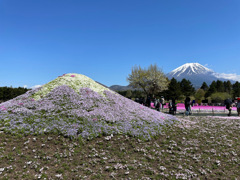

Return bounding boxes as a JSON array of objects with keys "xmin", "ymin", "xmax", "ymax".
[
  {"xmin": 160, "ymin": 96, "xmax": 165, "ymax": 111},
  {"xmin": 236, "ymin": 98, "xmax": 240, "ymax": 116},
  {"xmin": 185, "ymin": 97, "xmax": 191, "ymax": 116},
  {"xmin": 168, "ymin": 99, "xmax": 177, "ymax": 115},
  {"xmin": 225, "ymin": 98, "xmax": 233, "ymax": 116}
]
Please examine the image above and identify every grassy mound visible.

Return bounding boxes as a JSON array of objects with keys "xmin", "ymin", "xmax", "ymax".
[{"xmin": 0, "ymin": 74, "xmax": 178, "ymax": 140}]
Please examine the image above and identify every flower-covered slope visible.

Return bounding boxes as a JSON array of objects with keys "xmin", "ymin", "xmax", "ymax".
[
  {"xmin": 0, "ymin": 73, "xmax": 178, "ymax": 140},
  {"xmin": 32, "ymin": 73, "xmax": 113, "ymax": 100}
]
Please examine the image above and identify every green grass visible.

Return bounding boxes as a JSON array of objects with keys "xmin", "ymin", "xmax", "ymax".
[{"xmin": 0, "ymin": 116, "xmax": 239, "ymax": 179}]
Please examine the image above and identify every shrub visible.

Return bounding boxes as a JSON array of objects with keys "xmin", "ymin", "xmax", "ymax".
[{"xmin": 210, "ymin": 92, "xmax": 231, "ymax": 103}]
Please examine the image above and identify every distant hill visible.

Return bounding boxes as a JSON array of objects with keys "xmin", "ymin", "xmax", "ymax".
[
  {"xmin": 109, "ymin": 85, "xmax": 137, "ymax": 91},
  {"xmin": 95, "ymin": 81, "xmax": 109, "ymax": 88}
]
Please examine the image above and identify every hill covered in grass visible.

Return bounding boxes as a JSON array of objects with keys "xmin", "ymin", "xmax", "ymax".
[{"xmin": 0, "ymin": 73, "xmax": 178, "ymax": 140}]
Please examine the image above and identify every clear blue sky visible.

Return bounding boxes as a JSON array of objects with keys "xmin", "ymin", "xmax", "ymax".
[{"xmin": 0, "ymin": 0, "xmax": 239, "ymax": 88}]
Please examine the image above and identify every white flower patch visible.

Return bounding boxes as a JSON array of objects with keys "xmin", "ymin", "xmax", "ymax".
[
  {"xmin": 32, "ymin": 73, "xmax": 114, "ymax": 100},
  {"xmin": 125, "ymin": 171, "xmax": 129, "ymax": 175},
  {"xmin": 55, "ymin": 174, "xmax": 63, "ymax": 178},
  {"xmin": 26, "ymin": 161, "xmax": 32, "ymax": 165},
  {"xmin": 104, "ymin": 134, "xmax": 113, "ymax": 141},
  {"xmin": 215, "ymin": 160, "xmax": 221, "ymax": 166},
  {"xmin": 159, "ymin": 166, "xmax": 166, "ymax": 171},
  {"xmin": 0, "ymin": 168, "xmax": 5, "ymax": 172}
]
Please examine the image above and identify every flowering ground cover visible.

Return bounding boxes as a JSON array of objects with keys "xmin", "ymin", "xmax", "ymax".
[
  {"xmin": 165, "ymin": 103, "xmax": 237, "ymax": 114},
  {"xmin": 0, "ymin": 73, "xmax": 177, "ymax": 140},
  {"xmin": 0, "ymin": 116, "xmax": 239, "ymax": 179},
  {"xmin": 1, "ymin": 73, "xmax": 239, "ymax": 179}
]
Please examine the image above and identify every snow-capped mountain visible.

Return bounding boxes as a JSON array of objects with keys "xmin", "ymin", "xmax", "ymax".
[
  {"xmin": 167, "ymin": 63, "xmax": 238, "ymax": 88},
  {"xmin": 168, "ymin": 63, "xmax": 213, "ymax": 77},
  {"xmin": 109, "ymin": 63, "xmax": 239, "ymax": 91}
]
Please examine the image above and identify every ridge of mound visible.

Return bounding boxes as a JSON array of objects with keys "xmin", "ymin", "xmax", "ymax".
[{"xmin": 0, "ymin": 73, "xmax": 178, "ymax": 140}]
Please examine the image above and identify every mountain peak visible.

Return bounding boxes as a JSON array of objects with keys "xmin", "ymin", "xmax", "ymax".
[
  {"xmin": 169, "ymin": 62, "xmax": 213, "ymax": 77},
  {"xmin": 166, "ymin": 62, "xmax": 237, "ymax": 88}
]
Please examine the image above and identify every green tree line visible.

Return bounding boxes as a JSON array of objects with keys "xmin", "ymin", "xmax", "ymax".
[
  {"xmin": 0, "ymin": 86, "xmax": 29, "ymax": 102},
  {"xmin": 118, "ymin": 78, "xmax": 240, "ymax": 103}
]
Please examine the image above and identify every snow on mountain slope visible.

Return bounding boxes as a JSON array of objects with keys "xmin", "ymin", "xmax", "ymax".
[
  {"xmin": 168, "ymin": 63, "xmax": 213, "ymax": 77},
  {"xmin": 167, "ymin": 63, "xmax": 237, "ymax": 88}
]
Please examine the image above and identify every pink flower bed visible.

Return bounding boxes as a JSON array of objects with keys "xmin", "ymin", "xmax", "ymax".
[{"xmin": 164, "ymin": 103, "xmax": 237, "ymax": 111}]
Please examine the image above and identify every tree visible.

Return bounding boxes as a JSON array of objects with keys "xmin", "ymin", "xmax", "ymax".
[
  {"xmin": 200, "ymin": 82, "xmax": 209, "ymax": 91},
  {"xmin": 126, "ymin": 90, "xmax": 132, "ymax": 98},
  {"xmin": 0, "ymin": 87, "xmax": 3, "ymax": 101},
  {"xmin": 224, "ymin": 80, "xmax": 232, "ymax": 94},
  {"xmin": 0, "ymin": 86, "xmax": 29, "ymax": 102},
  {"xmin": 216, "ymin": 80, "xmax": 224, "ymax": 92},
  {"xmin": 117, "ymin": 90, "xmax": 144, "ymax": 99},
  {"xmin": 180, "ymin": 78, "xmax": 195, "ymax": 97},
  {"xmin": 127, "ymin": 64, "xmax": 168, "ymax": 97},
  {"xmin": 166, "ymin": 78, "xmax": 181, "ymax": 100},
  {"xmin": 205, "ymin": 81, "xmax": 217, "ymax": 98},
  {"xmin": 127, "ymin": 65, "xmax": 148, "ymax": 95},
  {"xmin": 195, "ymin": 89, "xmax": 205, "ymax": 103},
  {"xmin": 210, "ymin": 92, "xmax": 231, "ymax": 103},
  {"xmin": 232, "ymin": 81, "xmax": 240, "ymax": 98}
]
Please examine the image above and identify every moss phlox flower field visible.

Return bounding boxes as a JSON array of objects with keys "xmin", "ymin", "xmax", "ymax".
[{"xmin": 0, "ymin": 73, "xmax": 178, "ymax": 140}]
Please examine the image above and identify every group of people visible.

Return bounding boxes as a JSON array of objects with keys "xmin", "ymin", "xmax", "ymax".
[
  {"xmin": 169, "ymin": 96, "xmax": 194, "ymax": 116},
  {"xmin": 225, "ymin": 98, "xmax": 240, "ymax": 116},
  {"xmin": 150, "ymin": 96, "xmax": 166, "ymax": 112},
  {"xmin": 136, "ymin": 95, "xmax": 240, "ymax": 117},
  {"xmin": 147, "ymin": 96, "xmax": 178, "ymax": 115},
  {"xmin": 135, "ymin": 96, "xmax": 166, "ymax": 112},
  {"xmin": 136, "ymin": 95, "xmax": 191, "ymax": 116},
  {"xmin": 168, "ymin": 97, "xmax": 193, "ymax": 116},
  {"xmin": 183, "ymin": 97, "xmax": 240, "ymax": 116}
]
